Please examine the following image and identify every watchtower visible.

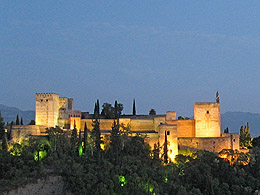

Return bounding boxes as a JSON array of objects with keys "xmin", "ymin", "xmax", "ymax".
[
  {"xmin": 194, "ymin": 102, "xmax": 221, "ymax": 137},
  {"xmin": 35, "ymin": 93, "xmax": 59, "ymax": 127}
]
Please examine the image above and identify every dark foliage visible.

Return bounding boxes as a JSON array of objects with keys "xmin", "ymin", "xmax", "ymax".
[{"xmin": 2, "ymin": 125, "xmax": 260, "ymax": 194}]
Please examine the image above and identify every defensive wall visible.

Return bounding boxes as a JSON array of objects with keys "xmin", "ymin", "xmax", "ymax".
[
  {"xmin": 178, "ymin": 133, "xmax": 239, "ymax": 153},
  {"xmin": 10, "ymin": 93, "xmax": 240, "ymax": 161},
  {"xmin": 10, "ymin": 125, "xmax": 47, "ymax": 143}
]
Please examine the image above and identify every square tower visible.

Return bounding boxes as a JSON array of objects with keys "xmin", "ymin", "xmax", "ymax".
[
  {"xmin": 35, "ymin": 93, "xmax": 60, "ymax": 127},
  {"xmin": 194, "ymin": 102, "xmax": 221, "ymax": 137}
]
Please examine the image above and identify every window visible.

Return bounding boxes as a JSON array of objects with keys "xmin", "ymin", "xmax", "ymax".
[
  {"xmin": 167, "ymin": 131, "xmax": 170, "ymax": 135},
  {"xmin": 206, "ymin": 111, "xmax": 209, "ymax": 114}
]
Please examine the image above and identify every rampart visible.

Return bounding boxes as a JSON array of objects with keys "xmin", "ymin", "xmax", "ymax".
[
  {"xmin": 11, "ymin": 125, "xmax": 47, "ymax": 143},
  {"xmin": 178, "ymin": 133, "xmax": 239, "ymax": 153}
]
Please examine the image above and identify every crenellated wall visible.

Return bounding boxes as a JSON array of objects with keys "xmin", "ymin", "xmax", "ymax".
[
  {"xmin": 35, "ymin": 93, "xmax": 60, "ymax": 127},
  {"xmin": 10, "ymin": 92, "xmax": 240, "ymax": 161}
]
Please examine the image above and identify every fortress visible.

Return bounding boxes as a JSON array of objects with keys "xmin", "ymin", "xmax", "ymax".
[{"xmin": 11, "ymin": 92, "xmax": 240, "ymax": 161}]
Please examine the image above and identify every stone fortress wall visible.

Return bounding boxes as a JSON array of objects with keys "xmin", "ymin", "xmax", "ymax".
[{"xmin": 11, "ymin": 93, "xmax": 240, "ymax": 160}]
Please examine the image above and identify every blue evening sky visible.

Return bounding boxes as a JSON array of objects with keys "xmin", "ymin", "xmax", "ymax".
[{"xmin": 1, "ymin": 1, "xmax": 260, "ymax": 116}]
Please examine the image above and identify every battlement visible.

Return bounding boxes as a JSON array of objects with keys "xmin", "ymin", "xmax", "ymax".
[
  {"xmin": 195, "ymin": 102, "xmax": 220, "ymax": 105},
  {"xmin": 36, "ymin": 93, "xmax": 58, "ymax": 96},
  {"xmin": 35, "ymin": 93, "xmax": 60, "ymax": 127}
]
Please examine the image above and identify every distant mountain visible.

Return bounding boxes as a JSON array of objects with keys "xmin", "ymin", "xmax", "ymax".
[
  {"xmin": 0, "ymin": 104, "xmax": 35, "ymax": 125},
  {"xmin": 221, "ymin": 112, "xmax": 260, "ymax": 137}
]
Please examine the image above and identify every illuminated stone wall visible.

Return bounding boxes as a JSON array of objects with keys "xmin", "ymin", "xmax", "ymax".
[
  {"xmin": 130, "ymin": 119, "xmax": 155, "ymax": 131},
  {"xmin": 178, "ymin": 133, "xmax": 239, "ymax": 152},
  {"xmin": 221, "ymin": 133, "xmax": 240, "ymax": 150},
  {"xmin": 70, "ymin": 117, "xmax": 82, "ymax": 131},
  {"xmin": 58, "ymin": 97, "xmax": 69, "ymax": 119},
  {"xmin": 11, "ymin": 125, "xmax": 47, "ymax": 143},
  {"xmin": 80, "ymin": 118, "xmax": 164, "ymax": 132},
  {"xmin": 158, "ymin": 124, "xmax": 178, "ymax": 162},
  {"xmin": 194, "ymin": 102, "xmax": 221, "ymax": 137},
  {"xmin": 177, "ymin": 120, "xmax": 195, "ymax": 137},
  {"xmin": 35, "ymin": 93, "xmax": 60, "ymax": 127}
]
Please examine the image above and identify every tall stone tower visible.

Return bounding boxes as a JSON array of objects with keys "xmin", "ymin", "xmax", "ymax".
[
  {"xmin": 194, "ymin": 102, "xmax": 221, "ymax": 137},
  {"xmin": 35, "ymin": 93, "xmax": 60, "ymax": 127}
]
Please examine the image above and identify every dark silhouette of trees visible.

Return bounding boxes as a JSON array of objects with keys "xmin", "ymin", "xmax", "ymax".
[
  {"xmin": 132, "ymin": 99, "xmax": 136, "ymax": 116},
  {"xmin": 28, "ymin": 120, "xmax": 35, "ymax": 125},
  {"xmin": 240, "ymin": 122, "xmax": 252, "ymax": 148},
  {"xmin": 92, "ymin": 100, "xmax": 102, "ymax": 161},
  {"xmin": 101, "ymin": 101, "xmax": 123, "ymax": 119},
  {"xmin": 149, "ymin": 109, "xmax": 156, "ymax": 115},
  {"xmin": 0, "ymin": 112, "xmax": 5, "ymax": 140},
  {"xmin": 16, "ymin": 115, "xmax": 19, "ymax": 125},
  {"xmin": 163, "ymin": 131, "xmax": 168, "ymax": 164},
  {"xmin": 83, "ymin": 122, "xmax": 88, "ymax": 154}
]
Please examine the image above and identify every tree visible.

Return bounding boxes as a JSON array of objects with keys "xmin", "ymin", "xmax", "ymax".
[
  {"xmin": 2, "ymin": 131, "xmax": 8, "ymax": 151},
  {"xmin": 101, "ymin": 101, "xmax": 123, "ymax": 119},
  {"xmin": 83, "ymin": 122, "xmax": 88, "ymax": 154},
  {"xmin": 224, "ymin": 127, "xmax": 229, "ymax": 133},
  {"xmin": 71, "ymin": 124, "xmax": 77, "ymax": 154},
  {"xmin": 78, "ymin": 130, "xmax": 83, "ymax": 156},
  {"xmin": 133, "ymin": 99, "xmax": 136, "ymax": 116},
  {"xmin": 28, "ymin": 120, "xmax": 35, "ymax": 125},
  {"xmin": 46, "ymin": 126, "xmax": 64, "ymax": 152},
  {"xmin": 163, "ymin": 131, "xmax": 168, "ymax": 164},
  {"xmin": 240, "ymin": 122, "xmax": 252, "ymax": 149},
  {"xmin": 0, "ymin": 112, "xmax": 5, "ymax": 140},
  {"xmin": 149, "ymin": 109, "xmax": 156, "ymax": 115},
  {"xmin": 152, "ymin": 142, "xmax": 161, "ymax": 164},
  {"xmin": 16, "ymin": 115, "xmax": 19, "ymax": 125},
  {"xmin": 20, "ymin": 117, "xmax": 23, "ymax": 125},
  {"xmin": 110, "ymin": 101, "xmax": 122, "ymax": 164},
  {"xmin": 101, "ymin": 102, "xmax": 114, "ymax": 118},
  {"xmin": 92, "ymin": 100, "xmax": 102, "ymax": 160}
]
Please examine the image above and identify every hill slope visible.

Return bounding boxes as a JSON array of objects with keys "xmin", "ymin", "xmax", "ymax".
[
  {"xmin": 0, "ymin": 104, "xmax": 35, "ymax": 125},
  {"xmin": 221, "ymin": 111, "xmax": 260, "ymax": 137}
]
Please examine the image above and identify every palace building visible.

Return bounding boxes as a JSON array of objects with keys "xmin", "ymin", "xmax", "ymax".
[{"xmin": 10, "ymin": 92, "xmax": 239, "ymax": 161}]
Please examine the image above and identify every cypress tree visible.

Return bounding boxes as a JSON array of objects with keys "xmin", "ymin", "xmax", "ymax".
[
  {"xmin": 0, "ymin": 112, "xmax": 5, "ymax": 139},
  {"xmin": 16, "ymin": 115, "xmax": 19, "ymax": 125},
  {"xmin": 97, "ymin": 99, "xmax": 100, "ymax": 116},
  {"xmin": 2, "ymin": 131, "xmax": 8, "ymax": 151},
  {"xmin": 71, "ymin": 121, "xmax": 77, "ymax": 154},
  {"xmin": 110, "ymin": 100, "xmax": 121, "ymax": 164},
  {"xmin": 164, "ymin": 131, "xmax": 168, "ymax": 164},
  {"xmin": 21, "ymin": 117, "xmax": 23, "ymax": 125},
  {"xmin": 83, "ymin": 122, "xmax": 88, "ymax": 154},
  {"xmin": 132, "ymin": 99, "xmax": 136, "ymax": 116},
  {"xmin": 78, "ymin": 129, "xmax": 83, "ymax": 156},
  {"xmin": 92, "ymin": 100, "xmax": 102, "ymax": 161}
]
